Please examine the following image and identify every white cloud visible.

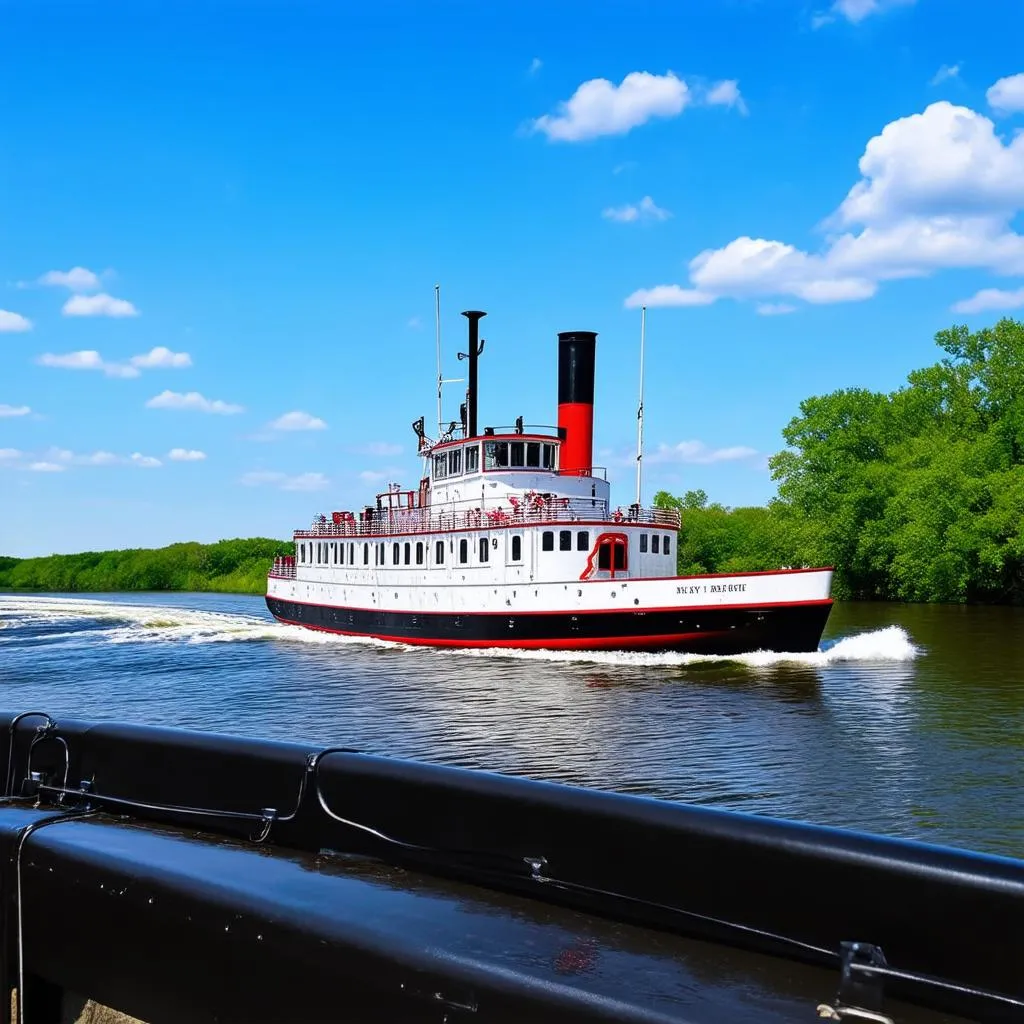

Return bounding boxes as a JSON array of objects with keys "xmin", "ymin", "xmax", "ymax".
[
  {"xmin": 79, "ymin": 451, "xmax": 120, "ymax": 466},
  {"xmin": 146, "ymin": 390, "xmax": 244, "ymax": 414},
  {"xmin": 528, "ymin": 57, "xmax": 542, "ymax": 75},
  {"xmin": 987, "ymin": 73, "xmax": 1024, "ymax": 116},
  {"xmin": 130, "ymin": 452, "xmax": 162, "ymax": 468},
  {"xmin": 930, "ymin": 64, "xmax": 961, "ymax": 86},
  {"xmin": 0, "ymin": 449, "xmax": 21, "ymax": 462},
  {"xmin": 602, "ymin": 196, "xmax": 672, "ymax": 223},
  {"xmin": 359, "ymin": 470, "xmax": 387, "ymax": 484},
  {"xmin": 756, "ymin": 302, "xmax": 798, "ymax": 315},
  {"xmin": 624, "ymin": 285, "xmax": 716, "ymax": 308},
  {"xmin": 646, "ymin": 441, "xmax": 759, "ymax": 465},
  {"xmin": 626, "ymin": 101, "xmax": 1024, "ymax": 310},
  {"xmin": 38, "ymin": 267, "xmax": 102, "ymax": 292},
  {"xmin": 240, "ymin": 470, "xmax": 329, "ymax": 491},
  {"xmin": 36, "ymin": 350, "xmax": 141, "ymax": 378},
  {"xmin": 705, "ymin": 79, "xmax": 748, "ymax": 115},
  {"xmin": 129, "ymin": 346, "xmax": 191, "ymax": 369},
  {"xmin": 0, "ymin": 310, "xmax": 32, "ymax": 332},
  {"xmin": 29, "ymin": 462, "xmax": 64, "ymax": 473},
  {"xmin": 269, "ymin": 410, "xmax": 327, "ymax": 431},
  {"xmin": 0, "ymin": 404, "xmax": 31, "ymax": 417},
  {"xmin": 63, "ymin": 293, "xmax": 138, "ymax": 318},
  {"xmin": 355, "ymin": 441, "xmax": 403, "ymax": 457},
  {"xmin": 814, "ymin": 0, "xmax": 914, "ymax": 26},
  {"xmin": 531, "ymin": 71, "xmax": 690, "ymax": 142},
  {"xmin": 168, "ymin": 448, "xmax": 207, "ymax": 461},
  {"xmin": 951, "ymin": 286, "xmax": 1024, "ymax": 314}
]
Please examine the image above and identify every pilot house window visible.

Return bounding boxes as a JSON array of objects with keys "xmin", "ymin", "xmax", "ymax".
[{"xmin": 466, "ymin": 445, "xmax": 479, "ymax": 473}]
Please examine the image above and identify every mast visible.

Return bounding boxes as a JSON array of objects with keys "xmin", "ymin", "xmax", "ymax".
[
  {"xmin": 635, "ymin": 305, "xmax": 646, "ymax": 506},
  {"xmin": 435, "ymin": 284, "xmax": 443, "ymax": 437}
]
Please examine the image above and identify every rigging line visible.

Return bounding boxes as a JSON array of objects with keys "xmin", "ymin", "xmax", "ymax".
[{"xmin": 14, "ymin": 809, "xmax": 98, "ymax": 1024}]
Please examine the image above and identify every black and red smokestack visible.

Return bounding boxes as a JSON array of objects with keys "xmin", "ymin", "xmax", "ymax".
[
  {"xmin": 557, "ymin": 330, "xmax": 597, "ymax": 475},
  {"xmin": 461, "ymin": 310, "xmax": 486, "ymax": 438}
]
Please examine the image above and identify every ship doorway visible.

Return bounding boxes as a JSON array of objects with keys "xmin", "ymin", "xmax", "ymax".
[{"xmin": 596, "ymin": 537, "xmax": 628, "ymax": 577}]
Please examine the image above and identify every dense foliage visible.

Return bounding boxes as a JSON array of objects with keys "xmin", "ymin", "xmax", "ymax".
[
  {"xmin": 656, "ymin": 318, "xmax": 1024, "ymax": 604},
  {"xmin": 0, "ymin": 538, "xmax": 293, "ymax": 595}
]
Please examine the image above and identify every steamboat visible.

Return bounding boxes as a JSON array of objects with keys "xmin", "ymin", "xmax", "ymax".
[{"xmin": 266, "ymin": 309, "xmax": 834, "ymax": 652}]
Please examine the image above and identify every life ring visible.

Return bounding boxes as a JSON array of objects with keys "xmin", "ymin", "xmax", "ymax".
[{"xmin": 613, "ymin": 508, "xmax": 624, "ymax": 523}]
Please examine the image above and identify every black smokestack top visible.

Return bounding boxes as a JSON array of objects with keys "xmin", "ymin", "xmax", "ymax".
[
  {"xmin": 557, "ymin": 331, "xmax": 597, "ymax": 406},
  {"xmin": 461, "ymin": 310, "xmax": 486, "ymax": 438}
]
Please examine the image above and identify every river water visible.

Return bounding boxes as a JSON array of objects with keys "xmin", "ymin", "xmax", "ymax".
[{"xmin": 0, "ymin": 592, "xmax": 1021, "ymax": 859}]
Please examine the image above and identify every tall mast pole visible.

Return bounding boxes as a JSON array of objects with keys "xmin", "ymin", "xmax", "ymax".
[
  {"xmin": 636, "ymin": 305, "xmax": 646, "ymax": 507},
  {"xmin": 435, "ymin": 284, "xmax": 443, "ymax": 437}
]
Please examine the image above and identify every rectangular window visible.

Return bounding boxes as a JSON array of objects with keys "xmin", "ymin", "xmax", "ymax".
[
  {"xmin": 542, "ymin": 531, "xmax": 554, "ymax": 551},
  {"xmin": 404, "ymin": 542, "xmax": 411, "ymax": 565},
  {"xmin": 664, "ymin": 535, "xmax": 672, "ymax": 555},
  {"xmin": 459, "ymin": 538, "xmax": 468, "ymax": 563},
  {"xmin": 511, "ymin": 535, "xmax": 522, "ymax": 561},
  {"xmin": 542, "ymin": 444, "xmax": 555, "ymax": 470},
  {"xmin": 339, "ymin": 543, "xmax": 345, "ymax": 565},
  {"xmin": 363, "ymin": 543, "xmax": 369, "ymax": 565},
  {"xmin": 640, "ymin": 534, "xmax": 648, "ymax": 553},
  {"xmin": 559, "ymin": 530, "xmax": 572, "ymax": 551},
  {"xmin": 433, "ymin": 454, "xmax": 447, "ymax": 479},
  {"xmin": 435, "ymin": 540, "xmax": 445, "ymax": 565},
  {"xmin": 349, "ymin": 543, "xmax": 354, "ymax": 564},
  {"xmin": 379, "ymin": 543, "xmax": 385, "ymax": 565},
  {"xmin": 510, "ymin": 442, "xmax": 525, "ymax": 468},
  {"xmin": 479, "ymin": 537, "xmax": 489, "ymax": 562},
  {"xmin": 598, "ymin": 544, "xmax": 611, "ymax": 571},
  {"xmin": 526, "ymin": 442, "xmax": 540, "ymax": 467},
  {"xmin": 449, "ymin": 448, "xmax": 462, "ymax": 476},
  {"xmin": 577, "ymin": 531, "xmax": 589, "ymax": 551},
  {"xmin": 485, "ymin": 441, "xmax": 509, "ymax": 469},
  {"xmin": 416, "ymin": 541, "xmax": 424, "ymax": 565},
  {"xmin": 652, "ymin": 535, "xmax": 660, "ymax": 554},
  {"xmin": 393, "ymin": 542, "xmax": 400, "ymax": 564},
  {"xmin": 300, "ymin": 543, "xmax": 306, "ymax": 562},
  {"xmin": 466, "ymin": 445, "xmax": 479, "ymax": 472}
]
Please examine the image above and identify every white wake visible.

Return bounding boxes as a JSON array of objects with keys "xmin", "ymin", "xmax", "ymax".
[{"xmin": 0, "ymin": 595, "xmax": 921, "ymax": 667}]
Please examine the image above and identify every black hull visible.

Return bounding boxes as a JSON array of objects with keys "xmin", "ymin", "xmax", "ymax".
[{"xmin": 265, "ymin": 595, "xmax": 834, "ymax": 654}]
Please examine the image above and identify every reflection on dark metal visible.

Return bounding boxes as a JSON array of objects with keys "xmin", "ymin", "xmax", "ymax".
[{"xmin": 0, "ymin": 709, "xmax": 1020, "ymax": 1024}]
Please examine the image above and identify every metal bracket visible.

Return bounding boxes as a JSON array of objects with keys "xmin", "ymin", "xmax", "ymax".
[{"xmin": 816, "ymin": 942, "xmax": 894, "ymax": 1024}]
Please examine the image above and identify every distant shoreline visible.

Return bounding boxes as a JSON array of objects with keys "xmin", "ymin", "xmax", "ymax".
[{"xmin": 0, "ymin": 538, "xmax": 293, "ymax": 597}]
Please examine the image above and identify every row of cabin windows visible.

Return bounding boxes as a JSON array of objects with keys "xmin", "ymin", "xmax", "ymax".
[
  {"xmin": 297, "ymin": 536, "xmax": 525, "ymax": 568},
  {"xmin": 432, "ymin": 441, "xmax": 557, "ymax": 480},
  {"xmin": 638, "ymin": 533, "xmax": 674, "ymax": 555},
  {"xmin": 295, "ymin": 531, "xmax": 669, "ymax": 568}
]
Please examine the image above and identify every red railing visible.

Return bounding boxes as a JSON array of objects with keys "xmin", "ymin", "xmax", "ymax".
[{"xmin": 292, "ymin": 499, "xmax": 680, "ymax": 540}]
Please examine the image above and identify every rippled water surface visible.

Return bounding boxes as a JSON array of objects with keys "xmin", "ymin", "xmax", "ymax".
[{"xmin": 1, "ymin": 592, "xmax": 1021, "ymax": 857}]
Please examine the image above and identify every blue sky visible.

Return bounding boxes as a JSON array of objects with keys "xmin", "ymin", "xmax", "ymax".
[{"xmin": 3, "ymin": 0, "xmax": 1024, "ymax": 557}]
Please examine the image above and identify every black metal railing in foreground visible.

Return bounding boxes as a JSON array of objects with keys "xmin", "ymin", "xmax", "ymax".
[{"xmin": 0, "ymin": 710, "xmax": 1020, "ymax": 1024}]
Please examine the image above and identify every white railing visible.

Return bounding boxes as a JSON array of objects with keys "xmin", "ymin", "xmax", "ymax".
[{"xmin": 294, "ymin": 499, "xmax": 680, "ymax": 539}]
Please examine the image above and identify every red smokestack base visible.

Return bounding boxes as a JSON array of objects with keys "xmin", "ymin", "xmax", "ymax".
[{"xmin": 557, "ymin": 331, "xmax": 597, "ymax": 475}]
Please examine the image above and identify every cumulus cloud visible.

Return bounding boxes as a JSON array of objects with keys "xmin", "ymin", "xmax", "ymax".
[
  {"xmin": 0, "ymin": 404, "xmax": 31, "ymax": 417},
  {"xmin": 705, "ymin": 79, "xmax": 747, "ymax": 115},
  {"xmin": 0, "ymin": 310, "xmax": 32, "ymax": 332},
  {"xmin": 168, "ymin": 448, "xmax": 207, "ymax": 461},
  {"xmin": 930, "ymin": 64, "xmax": 961, "ymax": 86},
  {"xmin": 63, "ymin": 293, "xmax": 138, "ymax": 318},
  {"xmin": 269, "ymin": 410, "xmax": 327, "ymax": 431},
  {"xmin": 38, "ymin": 267, "xmax": 102, "ymax": 291},
  {"xmin": 36, "ymin": 350, "xmax": 140, "ymax": 378},
  {"xmin": 130, "ymin": 452, "xmax": 162, "ymax": 468},
  {"xmin": 146, "ymin": 390, "xmax": 244, "ymax": 414},
  {"xmin": 129, "ymin": 347, "xmax": 191, "ymax": 369},
  {"xmin": 814, "ymin": 0, "xmax": 914, "ymax": 27},
  {"xmin": 602, "ymin": 196, "xmax": 672, "ymax": 223},
  {"xmin": 987, "ymin": 73, "xmax": 1024, "ymax": 116},
  {"xmin": 645, "ymin": 441, "xmax": 759, "ymax": 465},
  {"xmin": 756, "ymin": 302, "xmax": 798, "ymax": 315},
  {"xmin": 0, "ymin": 449, "xmax": 22, "ymax": 462},
  {"xmin": 626, "ymin": 100, "xmax": 1024, "ymax": 311},
  {"xmin": 240, "ymin": 470, "xmax": 329, "ymax": 491},
  {"xmin": 951, "ymin": 286, "xmax": 1024, "ymax": 314},
  {"xmin": 29, "ymin": 462, "xmax": 64, "ymax": 473},
  {"xmin": 531, "ymin": 71, "xmax": 690, "ymax": 142}
]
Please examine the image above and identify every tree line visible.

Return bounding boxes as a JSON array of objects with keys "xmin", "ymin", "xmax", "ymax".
[
  {"xmin": 0, "ymin": 538, "xmax": 294, "ymax": 595},
  {"xmin": 657, "ymin": 317, "xmax": 1024, "ymax": 603}
]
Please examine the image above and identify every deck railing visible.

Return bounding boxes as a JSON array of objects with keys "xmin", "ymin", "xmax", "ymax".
[{"xmin": 292, "ymin": 498, "xmax": 680, "ymax": 540}]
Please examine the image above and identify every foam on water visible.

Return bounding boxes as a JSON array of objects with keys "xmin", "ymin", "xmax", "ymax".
[{"xmin": 0, "ymin": 594, "xmax": 921, "ymax": 668}]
